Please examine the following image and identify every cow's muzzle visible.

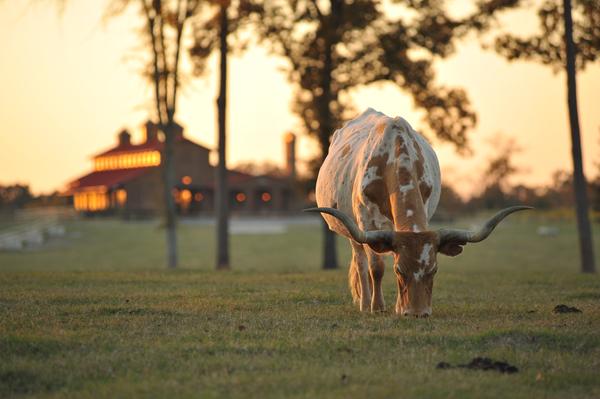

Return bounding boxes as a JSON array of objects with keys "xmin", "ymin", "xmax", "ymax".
[{"xmin": 402, "ymin": 309, "xmax": 431, "ymax": 318}]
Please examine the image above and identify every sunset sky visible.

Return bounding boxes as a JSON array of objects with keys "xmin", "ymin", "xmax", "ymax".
[{"xmin": 1, "ymin": 1, "xmax": 599, "ymax": 196}]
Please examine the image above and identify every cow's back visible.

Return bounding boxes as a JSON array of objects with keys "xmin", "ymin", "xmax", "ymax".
[{"xmin": 316, "ymin": 108, "xmax": 440, "ymax": 236}]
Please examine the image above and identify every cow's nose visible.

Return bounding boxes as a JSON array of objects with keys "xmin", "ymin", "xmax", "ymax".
[{"xmin": 402, "ymin": 310, "xmax": 431, "ymax": 318}]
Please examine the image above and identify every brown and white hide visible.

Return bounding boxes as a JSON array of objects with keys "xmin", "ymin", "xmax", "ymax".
[{"xmin": 316, "ymin": 108, "xmax": 441, "ymax": 315}]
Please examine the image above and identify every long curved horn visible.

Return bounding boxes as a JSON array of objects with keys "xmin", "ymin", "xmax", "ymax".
[
  {"xmin": 438, "ymin": 206, "xmax": 533, "ymax": 244},
  {"xmin": 303, "ymin": 207, "xmax": 393, "ymax": 245}
]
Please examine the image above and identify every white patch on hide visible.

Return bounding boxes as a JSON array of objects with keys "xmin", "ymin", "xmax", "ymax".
[
  {"xmin": 398, "ymin": 153, "xmax": 412, "ymax": 168},
  {"xmin": 399, "ymin": 182, "xmax": 414, "ymax": 194},
  {"xmin": 413, "ymin": 268, "xmax": 425, "ymax": 282},
  {"xmin": 418, "ymin": 243, "xmax": 433, "ymax": 265}
]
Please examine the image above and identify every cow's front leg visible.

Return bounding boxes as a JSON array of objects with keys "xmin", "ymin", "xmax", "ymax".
[
  {"xmin": 351, "ymin": 241, "xmax": 371, "ymax": 312},
  {"xmin": 366, "ymin": 248, "xmax": 385, "ymax": 312}
]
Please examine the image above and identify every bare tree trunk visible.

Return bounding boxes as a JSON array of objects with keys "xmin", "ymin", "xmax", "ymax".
[
  {"xmin": 162, "ymin": 123, "xmax": 178, "ymax": 268},
  {"xmin": 319, "ymin": 89, "xmax": 337, "ymax": 269},
  {"xmin": 563, "ymin": 0, "xmax": 596, "ymax": 273},
  {"xmin": 319, "ymin": 1, "xmax": 341, "ymax": 270},
  {"xmin": 319, "ymin": 130, "xmax": 337, "ymax": 270},
  {"xmin": 322, "ymin": 220, "xmax": 338, "ymax": 269},
  {"xmin": 215, "ymin": 4, "xmax": 230, "ymax": 270}
]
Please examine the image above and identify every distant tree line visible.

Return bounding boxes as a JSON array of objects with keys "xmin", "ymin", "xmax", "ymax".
[
  {"xmin": 463, "ymin": 171, "xmax": 600, "ymax": 215},
  {"xmin": 0, "ymin": 185, "xmax": 67, "ymax": 211},
  {"xmin": 433, "ymin": 136, "xmax": 600, "ymax": 219}
]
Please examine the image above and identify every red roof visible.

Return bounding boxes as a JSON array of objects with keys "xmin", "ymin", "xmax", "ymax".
[
  {"xmin": 203, "ymin": 170, "xmax": 289, "ymax": 189},
  {"xmin": 94, "ymin": 140, "xmax": 161, "ymax": 157},
  {"xmin": 67, "ymin": 168, "xmax": 153, "ymax": 193},
  {"xmin": 93, "ymin": 137, "xmax": 209, "ymax": 158}
]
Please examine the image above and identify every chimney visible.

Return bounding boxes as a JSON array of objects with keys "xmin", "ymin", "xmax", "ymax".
[
  {"xmin": 144, "ymin": 121, "xmax": 159, "ymax": 142},
  {"xmin": 118, "ymin": 129, "xmax": 131, "ymax": 147},
  {"xmin": 284, "ymin": 132, "xmax": 296, "ymax": 181}
]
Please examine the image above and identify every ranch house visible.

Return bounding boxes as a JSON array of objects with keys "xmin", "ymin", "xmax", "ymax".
[{"xmin": 65, "ymin": 121, "xmax": 300, "ymax": 217}]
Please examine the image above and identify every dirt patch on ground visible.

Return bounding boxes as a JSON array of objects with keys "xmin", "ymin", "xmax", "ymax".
[
  {"xmin": 437, "ymin": 357, "xmax": 519, "ymax": 374},
  {"xmin": 553, "ymin": 304, "xmax": 582, "ymax": 313}
]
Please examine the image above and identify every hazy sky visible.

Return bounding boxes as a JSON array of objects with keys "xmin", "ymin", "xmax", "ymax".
[{"xmin": 1, "ymin": 1, "xmax": 599, "ymax": 196}]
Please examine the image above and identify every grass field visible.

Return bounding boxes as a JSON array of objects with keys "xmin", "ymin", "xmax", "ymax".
[{"xmin": 1, "ymin": 214, "xmax": 600, "ymax": 398}]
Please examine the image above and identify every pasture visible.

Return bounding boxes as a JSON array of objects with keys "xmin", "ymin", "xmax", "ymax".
[{"xmin": 1, "ymin": 214, "xmax": 600, "ymax": 398}]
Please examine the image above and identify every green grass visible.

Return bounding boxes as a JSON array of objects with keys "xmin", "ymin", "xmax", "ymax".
[{"xmin": 1, "ymin": 215, "xmax": 600, "ymax": 398}]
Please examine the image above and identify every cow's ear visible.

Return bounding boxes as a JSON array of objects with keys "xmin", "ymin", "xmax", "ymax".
[{"xmin": 438, "ymin": 240, "xmax": 466, "ymax": 257}]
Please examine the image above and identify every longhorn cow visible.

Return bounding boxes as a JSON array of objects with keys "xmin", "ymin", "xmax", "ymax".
[{"xmin": 306, "ymin": 108, "xmax": 531, "ymax": 317}]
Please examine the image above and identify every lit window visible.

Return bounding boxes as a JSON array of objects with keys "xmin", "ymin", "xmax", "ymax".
[
  {"xmin": 261, "ymin": 192, "xmax": 272, "ymax": 202},
  {"xmin": 116, "ymin": 189, "xmax": 127, "ymax": 206},
  {"xmin": 181, "ymin": 189, "xmax": 192, "ymax": 203},
  {"xmin": 92, "ymin": 150, "xmax": 162, "ymax": 172},
  {"xmin": 74, "ymin": 190, "xmax": 108, "ymax": 211},
  {"xmin": 236, "ymin": 193, "xmax": 246, "ymax": 202},
  {"xmin": 182, "ymin": 176, "xmax": 192, "ymax": 185}
]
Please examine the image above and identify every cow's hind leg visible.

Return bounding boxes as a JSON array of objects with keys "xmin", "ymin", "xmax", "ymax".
[
  {"xmin": 348, "ymin": 258, "xmax": 360, "ymax": 305},
  {"xmin": 350, "ymin": 241, "xmax": 371, "ymax": 312},
  {"xmin": 366, "ymin": 248, "xmax": 385, "ymax": 312}
]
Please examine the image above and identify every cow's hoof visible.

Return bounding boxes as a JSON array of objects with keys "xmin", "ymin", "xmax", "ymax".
[{"xmin": 371, "ymin": 304, "xmax": 386, "ymax": 313}]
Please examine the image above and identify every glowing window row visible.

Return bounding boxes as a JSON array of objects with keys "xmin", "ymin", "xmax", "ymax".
[
  {"xmin": 74, "ymin": 191, "xmax": 109, "ymax": 211},
  {"xmin": 95, "ymin": 151, "xmax": 161, "ymax": 171}
]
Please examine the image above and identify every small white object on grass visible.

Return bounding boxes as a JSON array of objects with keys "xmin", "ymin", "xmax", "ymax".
[{"xmin": 537, "ymin": 226, "xmax": 560, "ymax": 236}]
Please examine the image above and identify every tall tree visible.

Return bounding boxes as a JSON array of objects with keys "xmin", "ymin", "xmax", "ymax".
[
  {"xmin": 491, "ymin": 0, "xmax": 598, "ymax": 273},
  {"xmin": 256, "ymin": 0, "xmax": 512, "ymax": 269},
  {"xmin": 215, "ymin": 4, "xmax": 230, "ymax": 270},
  {"xmin": 189, "ymin": 1, "xmax": 257, "ymax": 270},
  {"xmin": 41, "ymin": 0, "xmax": 201, "ymax": 270},
  {"xmin": 109, "ymin": 0, "xmax": 200, "ymax": 268}
]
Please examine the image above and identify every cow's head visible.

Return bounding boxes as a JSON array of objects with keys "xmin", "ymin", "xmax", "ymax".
[{"xmin": 305, "ymin": 206, "xmax": 532, "ymax": 317}]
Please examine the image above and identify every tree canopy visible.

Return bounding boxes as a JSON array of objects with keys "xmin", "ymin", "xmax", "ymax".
[
  {"xmin": 493, "ymin": 0, "xmax": 600, "ymax": 71},
  {"xmin": 255, "ymin": 0, "xmax": 522, "ymax": 159}
]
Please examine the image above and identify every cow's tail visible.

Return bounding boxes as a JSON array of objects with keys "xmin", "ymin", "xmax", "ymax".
[{"xmin": 348, "ymin": 263, "xmax": 361, "ymax": 305}]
